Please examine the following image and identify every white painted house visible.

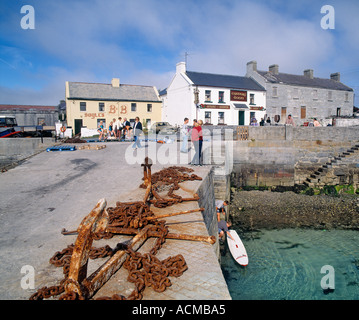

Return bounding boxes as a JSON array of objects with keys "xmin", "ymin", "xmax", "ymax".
[{"xmin": 160, "ymin": 62, "xmax": 266, "ymax": 127}]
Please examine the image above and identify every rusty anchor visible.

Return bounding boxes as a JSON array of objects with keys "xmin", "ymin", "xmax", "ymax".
[{"xmin": 37, "ymin": 159, "xmax": 215, "ymax": 300}]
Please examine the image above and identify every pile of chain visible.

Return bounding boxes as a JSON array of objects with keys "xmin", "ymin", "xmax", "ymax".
[
  {"xmin": 140, "ymin": 166, "xmax": 202, "ymax": 208},
  {"xmin": 107, "ymin": 202, "xmax": 155, "ymax": 229},
  {"xmin": 97, "ymin": 222, "xmax": 187, "ymax": 300}
]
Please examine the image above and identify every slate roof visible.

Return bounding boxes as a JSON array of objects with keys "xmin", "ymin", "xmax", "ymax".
[
  {"xmin": 0, "ymin": 105, "xmax": 56, "ymax": 111},
  {"xmin": 67, "ymin": 82, "xmax": 161, "ymax": 102},
  {"xmin": 257, "ymin": 71, "xmax": 353, "ymax": 91},
  {"xmin": 185, "ymin": 71, "xmax": 265, "ymax": 91}
]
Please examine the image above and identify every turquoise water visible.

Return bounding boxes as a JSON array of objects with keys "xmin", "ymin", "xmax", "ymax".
[{"xmin": 221, "ymin": 228, "xmax": 359, "ymax": 300}]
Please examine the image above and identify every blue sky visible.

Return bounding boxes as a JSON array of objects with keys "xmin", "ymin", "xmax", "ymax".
[{"xmin": 0, "ymin": 0, "xmax": 358, "ymax": 106}]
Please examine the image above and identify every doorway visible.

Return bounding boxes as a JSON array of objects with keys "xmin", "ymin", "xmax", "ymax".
[
  {"xmin": 74, "ymin": 119, "xmax": 83, "ymax": 135},
  {"xmin": 238, "ymin": 111, "xmax": 245, "ymax": 125}
]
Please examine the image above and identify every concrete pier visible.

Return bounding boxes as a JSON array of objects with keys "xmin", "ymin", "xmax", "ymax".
[{"xmin": 0, "ymin": 141, "xmax": 231, "ymax": 300}]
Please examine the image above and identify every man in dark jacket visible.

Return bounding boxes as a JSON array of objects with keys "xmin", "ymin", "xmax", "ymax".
[{"xmin": 132, "ymin": 117, "xmax": 142, "ymax": 149}]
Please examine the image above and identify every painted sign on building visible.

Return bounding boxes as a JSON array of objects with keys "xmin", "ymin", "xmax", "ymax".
[{"xmin": 230, "ymin": 90, "xmax": 247, "ymax": 101}]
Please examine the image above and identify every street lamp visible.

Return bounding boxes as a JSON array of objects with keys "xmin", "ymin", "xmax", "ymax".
[{"xmin": 193, "ymin": 86, "xmax": 199, "ymax": 120}]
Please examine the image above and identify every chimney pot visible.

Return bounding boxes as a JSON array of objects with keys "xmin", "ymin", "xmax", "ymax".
[{"xmin": 269, "ymin": 64, "xmax": 279, "ymax": 75}]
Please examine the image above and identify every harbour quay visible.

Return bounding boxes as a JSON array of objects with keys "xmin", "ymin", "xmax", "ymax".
[{"xmin": 0, "ymin": 141, "xmax": 231, "ymax": 300}]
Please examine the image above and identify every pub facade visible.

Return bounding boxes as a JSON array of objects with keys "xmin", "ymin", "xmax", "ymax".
[
  {"xmin": 160, "ymin": 62, "xmax": 266, "ymax": 127},
  {"xmin": 65, "ymin": 78, "xmax": 162, "ymax": 135}
]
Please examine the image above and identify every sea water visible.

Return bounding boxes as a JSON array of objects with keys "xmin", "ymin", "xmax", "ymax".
[{"xmin": 221, "ymin": 228, "xmax": 359, "ymax": 300}]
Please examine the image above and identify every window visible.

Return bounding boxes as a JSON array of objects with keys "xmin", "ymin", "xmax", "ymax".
[
  {"xmin": 328, "ymin": 91, "xmax": 333, "ymax": 101},
  {"xmin": 218, "ymin": 91, "xmax": 224, "ymax": 103},
  {"xmin": 99, "ymin": 102, "xmax": 105, "ymax": 112},
  {"xmin": 147, "ymin": 104, "xmax": 152, "ymax": 112},
  {"xmin": 345, "ymin": 92, "xmax": 349, "ymax": 102},
  {"xmin": 205, "ymin": 111, "xmax": 211, "ymax": 124},
  {"xmin": 281, "ymin": 107, "xmax": 287, "ymax": 120},
  {"xmin": 218, "ymin": 112, "xmax": 225, "ymax": 124},
  {"xmin": 37, "ymin": 118, "xmax": 45, "ymax": 125},
  {"xmin": 293, "ymin": 88, "xmax": 299, "ymax": 100},
  {"xmin": 146, "ymin": 119, "xmax": 151, "ymax": 128},
  {"xmin": 301, "ymin": 106, "xmax": 306, "ymax": 119},
  {"xmin": 313, "ymin": 90, "xmax": 318, "ymax": 100},
  {"xmin": 131, "ymin": 103, "xmax": 137, "ymax": 112},
  {"xmin": 272, "ymin": 87, "xmax": 278, "ymax": 97},
  {"xmin": 336, "ymin": 108, "xmax": 341, "ymax": 117},
  {"xmin": 80, "ymin": 102, "xmax": 86, "ymax": 112},
  {"xmin": 205, "ymin": 90, "xmax": 211, "ymax": 102},
  {"xmin": 250, "ymin": 94, "xmax": 255, "ymax": 105}
]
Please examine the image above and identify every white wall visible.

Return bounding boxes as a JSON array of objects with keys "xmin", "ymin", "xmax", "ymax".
[{"xmin": 163, "ymin": 73, "xmax": 194, "ymax": 127}]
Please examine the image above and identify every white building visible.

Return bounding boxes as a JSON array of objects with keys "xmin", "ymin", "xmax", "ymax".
[{"xmin": 160, "ymin": 62, "xmax": 266, "ymax": 127}]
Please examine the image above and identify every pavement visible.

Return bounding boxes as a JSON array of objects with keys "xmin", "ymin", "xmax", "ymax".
[{"xmin": 0, "ymin": 140, "xmax": 231, "ymax": 300}]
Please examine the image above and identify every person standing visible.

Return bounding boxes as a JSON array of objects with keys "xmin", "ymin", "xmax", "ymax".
[
  {"xmin": 132, "ymin": 117, "xmax": 142, "ymax": 149},
  {"xmin": 115, "ymin": 117, "xmax": 122, "ymax": 138},
  {"xmin": 122, "ymin": 117, "xmax": 130, "ymax": 140},
  {"xmin": 180, "ymin": 117, "xmax": 189, "ymax": 153},
  {"xmin": 191, "ymin": 119, "xmax": 203, "ymax": 165},
  {"xmin": 285, "ymin": 114, "xmax": 296, "ymax": 126}
]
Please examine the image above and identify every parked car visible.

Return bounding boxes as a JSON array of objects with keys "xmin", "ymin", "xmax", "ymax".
[{"xmin": 150, "ymin": 122, "xmax": 177, "ymax": 135}]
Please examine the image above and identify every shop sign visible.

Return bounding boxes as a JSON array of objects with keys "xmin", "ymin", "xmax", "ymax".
[
  {"xmin": 84, "ymin": 113, "xmax": 105, "ymax": 119},
  {"xmin": 230, "ymin": 90, "xmax": 247, "ymax": 101},
  {"xmin": 250, "ymin": 106, "xmax": 264, "ymax": 111},
  {"xmin": 202, "ymin": 104, "xmax": 230, "ymax": 109},
  {"xmin": 109, "ymin": 105, "xmax": 128, "ymax": 114}
]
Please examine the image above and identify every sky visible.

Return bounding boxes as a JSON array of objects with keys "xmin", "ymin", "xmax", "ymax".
[{"xmin": 0, "ymin": 0, "xmax": 358, "ymax": 106}]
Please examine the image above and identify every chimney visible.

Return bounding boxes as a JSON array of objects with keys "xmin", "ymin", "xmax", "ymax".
[
  {"xmin": 111, "ymin": 78, "xmax": 120, "ymax": 87},
  {"xmin": 304, "ymin": 69, "xmax": 314, "ymax": 79},
  {"xmin": 176, "ymin": 61, "xmax": 186, "ymax": 74},
  {"xmin": 247, "ymin": 61, "xmax": 257, "ymax": 73},
  {"xmin": 330, "ymin": 72, "xmax": 340, "ymax": 81},
  {"xmin": 269, "ymin": 64, "xmax": 279, "ymax": 75}
]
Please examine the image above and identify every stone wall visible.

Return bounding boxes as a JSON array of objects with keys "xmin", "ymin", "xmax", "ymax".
[
  {"xmin": 248, "ymin": 125, "xmax": 359, "ymax": 142},
  {"xmin": 196, "ymin": 168, "xmax": 220, "ymax": 258},
  {"xmin": 231, "ymin": 138, "xmax": 359, "ymax": 188},
  {"xmin": 0, "ymin": 138, "xmax": 57, "ymax": 170}
]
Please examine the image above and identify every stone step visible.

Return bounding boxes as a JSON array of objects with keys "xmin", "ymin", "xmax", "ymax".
[{"xmin": 213, "ymin": 167, "xmax": 226, "ymax": 175}]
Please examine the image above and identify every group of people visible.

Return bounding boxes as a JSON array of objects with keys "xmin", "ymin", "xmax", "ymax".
[
  {"xmin": 97, "ymin": 116, "xmax": 143, "ymax": 149},
  {"xmin": 97, "ymin": 117, "xmax": 131, "ymax": 141},
  {"xmin": 180, "ymin": 118, "xmax": 204, "ymax": 166}
]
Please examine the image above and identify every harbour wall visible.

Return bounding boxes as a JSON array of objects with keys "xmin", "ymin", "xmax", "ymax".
[
  {"xmin": 0, "ymin": 138, "xmax": 57, "ymax": 170},
  {"xmin": 231, "ymin": 126, "xmax": 359, "ymax": 188},
  {"xmin": 196, "ymin": 168, "xmax": 221, "ymax": 258}
]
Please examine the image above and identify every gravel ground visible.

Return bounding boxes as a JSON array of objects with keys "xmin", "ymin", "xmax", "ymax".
[{"xmin": 229, "ymin": 190, "xmax": 359, "ymax": 231}]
